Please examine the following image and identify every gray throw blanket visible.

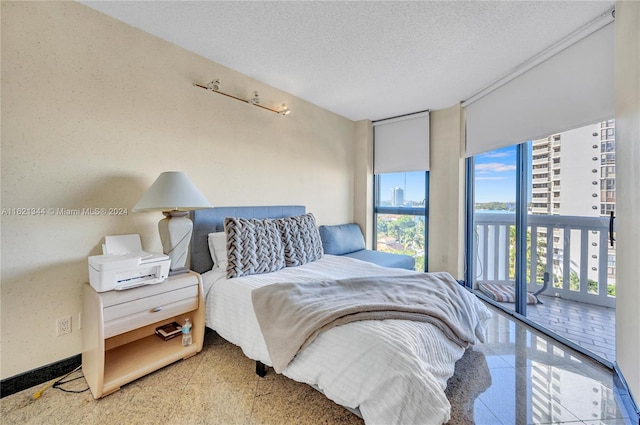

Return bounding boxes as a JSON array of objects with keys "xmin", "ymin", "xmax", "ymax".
[{"xmin": 251, "ymin": 272, "xmax": 484, "ymax": 373}]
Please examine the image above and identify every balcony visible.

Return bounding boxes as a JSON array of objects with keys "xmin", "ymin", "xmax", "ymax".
[
  {"xmin": 473, "ymin": 212, "xmax": 615, "ymax": 361},
  {"xmin": 531, "ymin": 206, "xmax": 550, "ymax": 214},
  {"xmin": 531, "ymin": 188, "xmax": 548, "ymax": 194}
]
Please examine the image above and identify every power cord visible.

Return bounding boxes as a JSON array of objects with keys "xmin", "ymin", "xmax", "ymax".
[
  {"xmin": 32, "ymin": 366, "xmax": 89, "ymax": 399},
  {"xmin": 52, "ymin": 369, "xmax": 89, "ymax": 394}
]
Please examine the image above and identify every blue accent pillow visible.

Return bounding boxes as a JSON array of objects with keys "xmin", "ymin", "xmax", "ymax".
[{"xmin": 318, "ymin": 224, "xmax": 366, "ymax": 255}]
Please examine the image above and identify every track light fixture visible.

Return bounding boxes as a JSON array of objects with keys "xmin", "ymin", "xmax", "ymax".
[
  {"xmin": 207, "ymin": 79, "xmax": 221, "ymax": 91},
  {"xmin": 248, "ymin": 91, "xmax": 260, "ymax": 106},
  {"xmin": 193, "ymin": 79, "xmax": 290, "ymax": 116}
]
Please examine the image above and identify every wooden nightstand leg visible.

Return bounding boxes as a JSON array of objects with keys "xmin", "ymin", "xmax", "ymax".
[{"xmin": 100, "ymin": 387, "xmax": 120, "ymax": 398}]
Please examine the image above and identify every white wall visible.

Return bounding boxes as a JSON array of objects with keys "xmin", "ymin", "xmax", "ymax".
[
  {"xmin": 0, "ymin": 1, "xmax": 358, "ymax": 378},
  {"xmin": 614, "ymin": 0, "xmax": 640, "ymax": 405}
]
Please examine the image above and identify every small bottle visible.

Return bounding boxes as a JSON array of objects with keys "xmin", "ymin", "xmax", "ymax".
[{"xmin": 181, "ymin": 318, "xmax": 192, "ymax": 347}]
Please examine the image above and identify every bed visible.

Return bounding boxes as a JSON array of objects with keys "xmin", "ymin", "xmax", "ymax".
[{"xmin": 189, "ymin": 206, "xmax": 492, "ymax": 425}]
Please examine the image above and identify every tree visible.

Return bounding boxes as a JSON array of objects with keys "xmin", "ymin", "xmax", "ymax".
[
  {"xmin": 508, "ymin": 226, "xmax": 547, "ymax": 284},
  {"xmin": 376, "ymin": 215, "xmax": 425, "ymax": 271}
]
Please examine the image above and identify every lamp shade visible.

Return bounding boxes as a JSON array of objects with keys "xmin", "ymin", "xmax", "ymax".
[{"xmin": 132, "ymin": 171, "xmax": 212, "ymax": 212}]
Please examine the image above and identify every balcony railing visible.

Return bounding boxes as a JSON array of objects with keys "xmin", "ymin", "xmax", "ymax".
[{"xmin": 474, "ymin": 213, "xmax": 615, "ymax": 308}]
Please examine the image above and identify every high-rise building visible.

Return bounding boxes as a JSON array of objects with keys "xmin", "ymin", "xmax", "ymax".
[
  {"xmin": 531, "ymin": 120, "xmax": 616, "ymax": 285},
  {"xmin": 531, "ymin": 120, "xmax": 615, "ymax": 216},
  {"xmin": 392, "ymin": 187, "xmax": 404, "ymax": 207},
  {"xmin": 600, "ymin": 119, "xmax": 616, "ymax": 216}
]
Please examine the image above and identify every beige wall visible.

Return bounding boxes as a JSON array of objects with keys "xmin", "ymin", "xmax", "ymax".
[
  {"xmin": 352, "ymin": 120, "xmax": 374, "ymax": 247},
  {"xmin": 428, "ymin": 105, "xmax": 466, "ymax": 278},
  {"xmin": 0, "ymin": 1, "xmax": 358, "ymax": 378},
  {"xmin": 614, "ymin": 0, "xmax": 640, "ymax": 404}
]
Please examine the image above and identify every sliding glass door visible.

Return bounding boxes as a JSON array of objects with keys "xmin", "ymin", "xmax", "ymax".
[
  {"xmin": 470, "ymin": 145, "xmax": 520, "ymax": 316},
  {"xmin": 468, "ymin": 121, "xmax": 616, "ymax": 364}
]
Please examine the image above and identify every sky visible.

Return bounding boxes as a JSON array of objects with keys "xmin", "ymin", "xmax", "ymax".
[{"xmin": 473, "ymin": 145, "xmax": 518, "ymax": 203}]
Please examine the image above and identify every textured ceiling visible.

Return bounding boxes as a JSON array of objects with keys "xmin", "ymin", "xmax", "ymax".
[{"xmin": 80, "ymin": 1, "xmax": 615, "ymax": 121}]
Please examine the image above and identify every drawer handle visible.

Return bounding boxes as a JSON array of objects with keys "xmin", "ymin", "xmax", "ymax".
[{"xmin": 151, "ymin": 307, "xmax": 163, "ymax": 313}]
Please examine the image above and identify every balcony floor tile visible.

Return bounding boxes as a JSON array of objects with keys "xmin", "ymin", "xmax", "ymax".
[{"xmin": 493, "ymin": 293, "xmax": 616, "ymax": 362}]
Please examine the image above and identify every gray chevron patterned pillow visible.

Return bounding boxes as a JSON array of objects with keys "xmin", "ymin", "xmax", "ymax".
[
  {"xmin": 275, "ymin": 213, "xmax": 324, "ymax": 267},
  {"xmin": 224, "ymin": 217, "xmax": 285, "ymax": 278}
]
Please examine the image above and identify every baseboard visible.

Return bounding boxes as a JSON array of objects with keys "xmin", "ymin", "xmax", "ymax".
[
  {"xmin": 1, "ymin": 354, "xmax": 81, "ymax": 399},
  {"xmin": 613, "ymin": 362, "xmax": 640, "ymax": 423}
]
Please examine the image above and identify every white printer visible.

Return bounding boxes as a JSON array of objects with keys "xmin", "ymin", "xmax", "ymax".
[{"xmin": 88, "ymin": 234, "xmax": 170, "ymax": 292}]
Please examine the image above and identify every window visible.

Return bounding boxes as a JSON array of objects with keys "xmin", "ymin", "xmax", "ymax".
[
  {"xmin": 601, "ymin": 179, "xmax": 615, "ymax": 190},
  {"xmin": 373, "ymin": 112, "xmax": 430, "ymax": 272},
  {"xmin": 374, "ymin": 172, "xmax": 427, "ymax": 271},
  {"xmin": 601, "ymin": 153, "xmax": 615, "ymax": 165},
  {"xmin": 603, "ymin": 140, "xmax": 615, "ymax": 152},
  {"xmin": 601, "ymin": 204, "xmax": 615, "ymax": 215},
  {"xmin": 602, "ymin": 166, "xmax": 615, "ymax": 178}
]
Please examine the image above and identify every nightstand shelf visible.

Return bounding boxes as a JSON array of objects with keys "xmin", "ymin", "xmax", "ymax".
[{"xmin": 82, "ymin": 271, "xmax": 204, "ymax": 399}]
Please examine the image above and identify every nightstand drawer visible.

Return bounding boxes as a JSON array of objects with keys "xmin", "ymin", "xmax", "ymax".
[{"xmin": 103, "ymin": 286, "xmax": 198, "ymax": 338}]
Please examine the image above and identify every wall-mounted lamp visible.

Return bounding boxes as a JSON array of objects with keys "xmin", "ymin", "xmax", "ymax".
[{"xmin": 194, "ymin": 79, "xmax": 291, "ymax": 116}]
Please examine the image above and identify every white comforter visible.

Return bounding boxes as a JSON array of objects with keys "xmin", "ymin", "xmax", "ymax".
[{"xmin": 202, "ymin": 255, "xmax": 492, "ymax": 425}]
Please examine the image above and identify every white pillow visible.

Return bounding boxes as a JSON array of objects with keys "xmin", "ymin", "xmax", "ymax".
[{"xmin": 207, "ymin": 232, "xmax": 228, "ymax": 270}]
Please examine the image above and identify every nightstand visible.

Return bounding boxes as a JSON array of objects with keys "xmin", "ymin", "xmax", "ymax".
[{"xmin": 82, "ymin": 271, "xmax": 204, "ymax": 399}]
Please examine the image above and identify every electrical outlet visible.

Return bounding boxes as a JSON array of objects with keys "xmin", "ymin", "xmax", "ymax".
[{"xmin": 57, "ymin": 316, "xmax": 72, "ymax": 336}]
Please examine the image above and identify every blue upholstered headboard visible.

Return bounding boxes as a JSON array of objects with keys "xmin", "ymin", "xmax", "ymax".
[{"xmin": 189, "ymin": 206, "xmax": 305, "ymax": 274}]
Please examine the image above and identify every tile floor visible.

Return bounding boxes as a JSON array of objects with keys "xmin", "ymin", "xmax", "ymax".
[
  {"xmin": 497, "ymin": 294, "xmax": 616, "ymax": 362},
  {"xmin": 1, "ymin": 303, "xmax": 636, "ymax": 425}
]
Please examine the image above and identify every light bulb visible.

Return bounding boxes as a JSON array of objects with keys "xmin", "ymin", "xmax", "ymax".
[{"xmin": 279, "ymin": 104, "xmax": 291, "ymax": 115}]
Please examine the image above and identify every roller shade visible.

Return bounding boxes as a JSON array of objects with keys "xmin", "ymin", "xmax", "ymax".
[
  {"xmin": 465, "ymin": 20, "xmax": 614, "ymax": 157},
  {"xmin": 374, "ymin": 111, "xmax": 430, "ymax": 173}
]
